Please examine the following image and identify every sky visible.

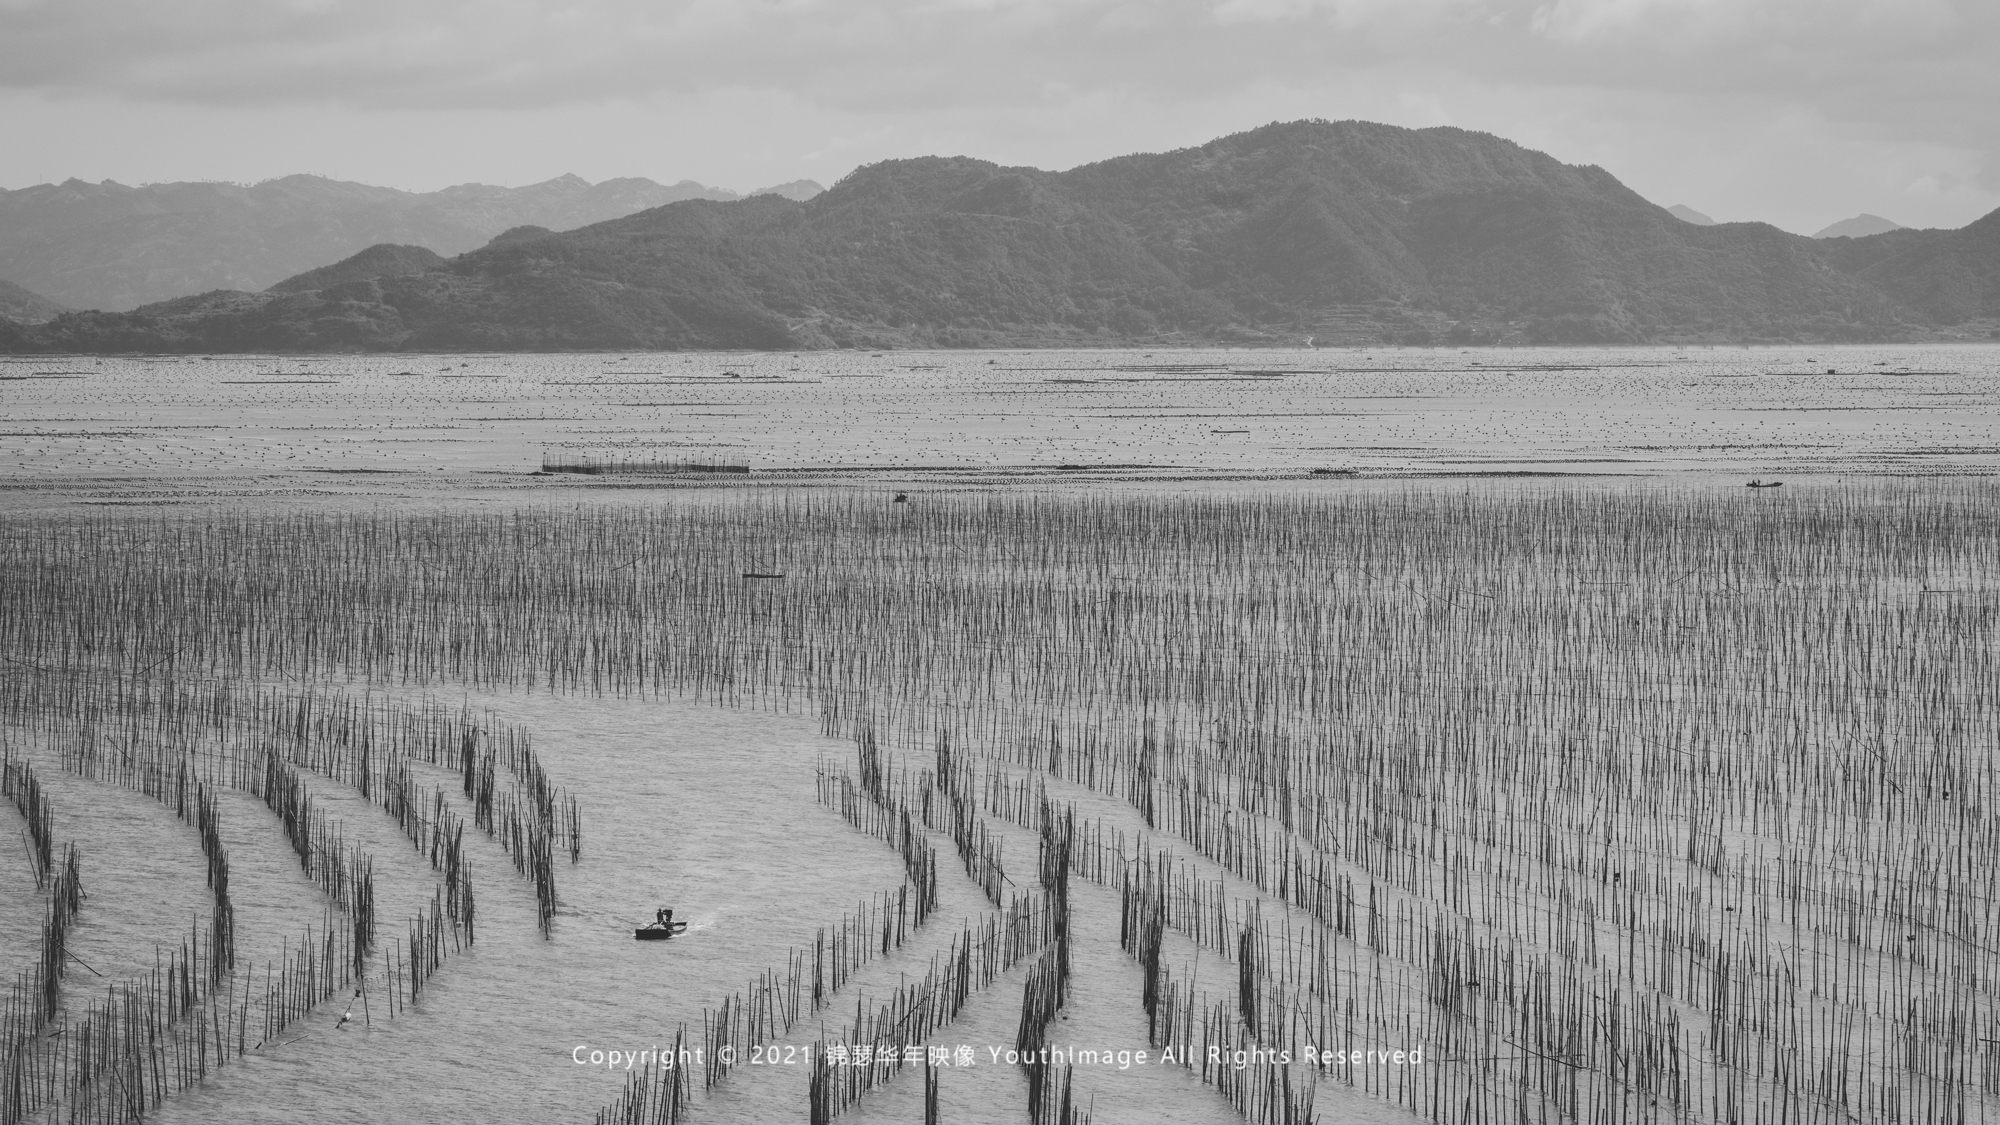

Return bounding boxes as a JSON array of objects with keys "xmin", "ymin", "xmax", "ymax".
[{"xmin": 0, "ymin": 0, "xmax": 1995, "ymax": 235}]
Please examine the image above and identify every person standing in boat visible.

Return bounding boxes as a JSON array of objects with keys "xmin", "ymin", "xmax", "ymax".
[{"xmin": 656, "ymin": 907, "xmax": 674, "ymax": 930}]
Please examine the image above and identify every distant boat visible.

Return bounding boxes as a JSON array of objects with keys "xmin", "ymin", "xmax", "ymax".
[
  {"xmin": 635, "ymin": 920, "xmax": 688, "ymax": 941},
  {"xmin": 1746, "ymin": 480, "xmax": 1783, "ymax": 489}
]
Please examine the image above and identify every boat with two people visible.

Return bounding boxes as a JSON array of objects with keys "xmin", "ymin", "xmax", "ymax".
[{"xmin": 636, "ymin": 906, "xmax": 689, "ymax": 940}]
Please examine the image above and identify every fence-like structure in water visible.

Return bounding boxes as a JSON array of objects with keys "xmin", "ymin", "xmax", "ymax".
[
  {"xmin": 6, "ymin": 487, "xmax": 2000, "ymax": 1125},
  {"xmin": 541, "ymin": 454, "xmax": 750, "ymax": 476},
  {"xmin": 0, "ymin": 682, "xmax": 585, "ymax": 1125}
]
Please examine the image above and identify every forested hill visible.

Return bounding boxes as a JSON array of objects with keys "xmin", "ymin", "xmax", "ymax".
[
  {"xmin": 5, "ymin": 120, "xmax": 1996, "ymax": 353},
  {"xmin": 0, "ymin": 280, "xmax": 67, "ymax": 324}
]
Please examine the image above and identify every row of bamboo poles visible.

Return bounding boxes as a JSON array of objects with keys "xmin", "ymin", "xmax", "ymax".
[
  {"xmin": 0, "ymin": 677, "xmax": 578, "ymax": 1124},
  {"xmin": 806, "ymin": 725, "xmax": 1064, "ymax": 1124},
  {"xmin": 592, "ymin": 880, "xmax": 990, "ymax": 1125},
  {"xmin": 5, "ymin": 901, "xmax": 364, "ymax": 1125},
  {"xmin": 0, "ymin": 742, "xmax": 53, "ymax": 888},
  {"xmin": 1013, "ymin": 795, "xmax": 1086, "ymax": 1125},
  {"xmin": 9, "ymin": 486, "xmax": 2000, "ymax": 1124},
  {"xmin": 808, "ymin": 900, "xmax": 1062, "ymax": 1124},
  {"xmin": 601, "ymin": 721, "xmax": 1062, "ymax": 1125}
]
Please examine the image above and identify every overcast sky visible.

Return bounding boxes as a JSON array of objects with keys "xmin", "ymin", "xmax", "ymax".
[{"xmin": 1, "ymin": 0, "xmax": 1994, "ymax": 234}]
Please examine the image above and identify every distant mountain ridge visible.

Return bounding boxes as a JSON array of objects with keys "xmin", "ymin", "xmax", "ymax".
[
  {"xmin": 4, "ymin": 121, "xmax": 1994, "ymax": 352},
  {"xmin": 0, "ymin": 173, "xmax": 824, "ymax": 311},
  {"xmin": 749, "ymin": 180, "xmax": 824, "ymax": 202},
  {"xmin": 0, "ymin": 279, "xmax": 67, "ymax": 324},
  {"xmin": 1814, "ymin": 214, "xmax": 1906, "ymax": 239},
  {"xmin": 1667, "ymin": 205, "xmax": 1717, "ymax": 226},
  {"xmin": 1814, "ymin": 210, "xmax": 2000, "ymax": 325}
]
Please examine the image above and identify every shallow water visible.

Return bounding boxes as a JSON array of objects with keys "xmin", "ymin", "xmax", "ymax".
[
  {"xmin": 0, "ymin": 679, "xmax": 1417, "ymax": 1125},
  {"xmin": 3, "ymin": 345, "xmax": 1998, "ymax": 505},
  {"xmin": 135, "ymin": 693, "xmax": 918, "ymax": 1125},
  {"xmin": 10, "ymin": 754, "xmax": 216, "ymax": 990},
  {"xmin": 7, "ymin": 345, "xmax": 1993, "ymax": 1123}
]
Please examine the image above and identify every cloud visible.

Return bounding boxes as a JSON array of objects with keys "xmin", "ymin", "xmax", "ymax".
[
  {"xmin": 1529, "ymin": 0, "xmax": 1961, "ymax": 45},
  {"xmin": 0, "ymin": 0, "xmax": 1982, "ymax": 115}
]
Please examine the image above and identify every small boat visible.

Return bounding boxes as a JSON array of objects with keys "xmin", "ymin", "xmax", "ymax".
[
  {"xmin": 635, "ymin": 920, "xmax": 688, "ymax": 941},
  {"xmin": 1746, "ymin": 480, "xmax": 1784, "ymax": 489}
]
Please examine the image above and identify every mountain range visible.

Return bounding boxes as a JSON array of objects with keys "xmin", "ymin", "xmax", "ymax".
[
  {"xmin": 1813, "ymin": 214, "xmax": 1907, "ymax": 239},
  {"xmin": 0, "ymin": 279, "xmax": 67, "ymax": 324},
  {"xmin": 0, "ymin": 174, "xmax": 822, "ymax": 312},
  {"xmin": 2, "ymin": 120, "xmax": 1995, "ymax": 351}
]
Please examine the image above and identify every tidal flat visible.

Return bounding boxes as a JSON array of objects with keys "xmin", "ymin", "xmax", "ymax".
[{"xmin": 3, "ymin": 346, "xmax": 1998, "ymax": 1125}]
